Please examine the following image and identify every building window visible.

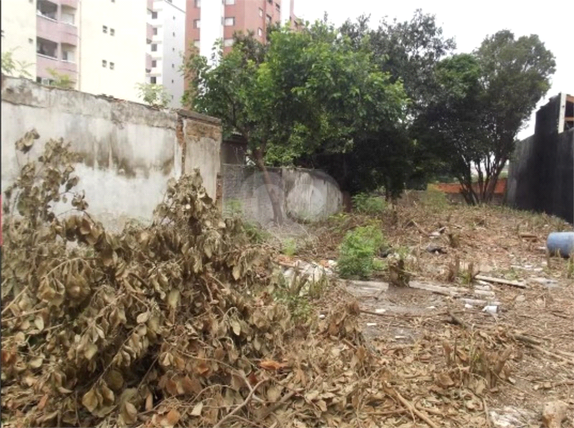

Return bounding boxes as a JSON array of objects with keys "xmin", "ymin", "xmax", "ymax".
[
  {"xmin": 103, "ymin": 25, "xmax": 108, "ymax": 34},
  {"xmin": 195, "ymin": 0, "xmax": 200, "ymax": 6},
  {"xmin": 150, "ymin": 76, "xmax": 157, "ymax": 84},
  {"xmin": 110, "ymin": 28, "xmax": 115, "ymax": 36},
  {"xmin": 171, "ymin": 79, "xmax": 174, "ymax": 83},
  {"xmin": 173, "ymin": 32, "xmax": 175, "ymax": 36},
  {"xmin": 102, "ymin": 60, "xmax": 107, "ymax": 67},
  {"xmin": 194, "ymin": 19, "xmax": 200, "ymax": 29},
  {"xmin": 151, "ymin": 11, "xmax": 158, "ymax": 19},
  {"xmin": 62, "ymin": 48, "xmax": 75, "ymax": 62},
  {"xmin": 267, "ymin": 0, "xmax": 272, "ymax": 3},
  {"xmin": 257, "ymin": 28, "xmax": 263, "ymax": 37},
  {"xmin": 172, "ymin": 63, "xmax": 174, "ymax": 68},
  {"xmin": 110, "ymin": 62, "xmax": 115, "ymax": 70},
  {"xmin": 259, "ymin": 8, "xmax": 263, "ymax": 17},
  {"xmin": 223, "ymin": 38, "xmax": 233, "ymax": 47},
  {"xmin": 153, "ymin": 27, "xmax": 158, "ymax": 35},
  {"xmin": 276, "ymin": 3, "xmax": 280, "ymax": 12},
  {"xmin": 152, "ymin": 60, "xmax": 157, "ymax": 67},
  {"xmin": 37, "ymin": 37, "xmax": 57, "ymax": 58},
  {"xmin": 225, "ymin": 0, "xmax": 235, "ymax": 4},
  {"xmin": 224, "ymin": 17, "xmax": 235, "ymax": 26},
  {"xmin": 194, "ymin": 40, "xmax": 200, "ymax": 48},
  {"xmin": 151, "ymin": 44, "xmax": 157, "ymax": 51},
  {"xmin": 266, "ymin": 14, "xmax": 271, "ymax": 24}
]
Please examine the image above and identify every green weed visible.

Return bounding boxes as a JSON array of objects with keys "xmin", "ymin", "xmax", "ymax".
[
  {"xmin": 338, "ymin": 225, "xmax": 386, "ymax": 279},
  {"xmin": 352, "ymin": 193, "xmax": 386, "ymax": 215}
]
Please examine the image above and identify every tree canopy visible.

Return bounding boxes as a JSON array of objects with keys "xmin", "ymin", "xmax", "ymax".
[{"xmin": 184, "ymin": 21, "xmax": 408, "ymax": 221}]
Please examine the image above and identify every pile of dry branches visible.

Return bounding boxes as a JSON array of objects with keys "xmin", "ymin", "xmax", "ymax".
[{"xmin": 0, "ymin": 135, "xmax": 391, "ymax": 428}]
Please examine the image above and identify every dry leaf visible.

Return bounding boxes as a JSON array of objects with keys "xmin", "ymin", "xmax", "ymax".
[
  {"xmin": 145, "ymin": 392, "xmax": 153, "ymax": 411},
  {"xmin": 190, "ymin": 402, "xmax": 203, "ymax": 417},
  {"xmin": 29, "ymin": 357, "xmax": 43, "ymax": 369},
  {"xmin": 38, "ymin": 394, "xmax": 49, "ymax": 411},
  {"xmin": 34, "ymin": 316, "xmax": 44, "ymax": 331},
  {"xmin": 259, "ymin": 360, "xmax": 288, "ymax": 371},
  {"xmin": 267, "ymin": 385, "xmax": 281, "ymax": 402},
  {"xmin": 122, "ymin": 402, "xmax": 138, "ymax": 425},
  {"xmin": 136, "ymin": 311, "xmax": 150, "ymax": 324},
  {"xmin": 82, "ymin": 389, "xmax": 99, "ymax": 413},
  {"xmin": 165, "ymin": 408, "xmax": 181, "ymax": 426}
]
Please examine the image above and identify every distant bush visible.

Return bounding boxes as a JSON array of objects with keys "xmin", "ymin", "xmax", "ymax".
[
  {"xmin": 338, "ymin": 225, "xmax": 385, "ymax": 279},
  {"xmin": 352, "ymin": 193, "xmax": 386, "ymax": 215}
]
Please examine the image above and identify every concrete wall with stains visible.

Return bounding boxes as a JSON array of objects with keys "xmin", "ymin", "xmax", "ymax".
[
  {"xmin": 221, "ymin": 164, "xmax": 342, "ymax": 226},
  {"xmin": 1, "ymin": 77, "xmax": 221, "ymax": 231}
]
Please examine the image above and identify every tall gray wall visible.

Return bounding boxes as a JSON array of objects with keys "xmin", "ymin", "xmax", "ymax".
[
  {"xmin": 222, "ymin": 164, "xmax": 342, "ymax": 225},
  {"xmin": 1, "ymin": 77, "xmax": 221, "ymax": 231},
  {"xmin": 506, "ymin": 129, "xmax": 573, "ymax": 223}
]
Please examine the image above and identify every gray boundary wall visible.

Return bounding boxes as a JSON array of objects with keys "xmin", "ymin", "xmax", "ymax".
[
  {"xmin": 506, "ymin": 128, "xmax": 573, "ymax": 224},
  {"xmin": 1, "ymin": 77, "xmax": 221, "ymax": 231},
  {"xmin": 222, "ymin": 164, "xmax": 343, "ymax": 225}
]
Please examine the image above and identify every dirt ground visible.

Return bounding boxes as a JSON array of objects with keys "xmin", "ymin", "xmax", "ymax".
[{"xmin": 281, "ymin": 190, "xmax": 574, "ymax": 428}]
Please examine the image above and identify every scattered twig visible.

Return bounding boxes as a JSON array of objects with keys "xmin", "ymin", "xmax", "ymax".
[
  {"xmin": 482, "ymin": 397, "xmax": 491, "ymax": 428},
  {"xmin": 513, "ymin": 334, "xmax": 544, "ymax": 346},
  {"xmin": 447, "ymin": 310, "xmax": 468, "ymax": 329},
  {"xmin": 257, "ymin": 390, "xmax": 297, "ymax": 422},
  {"xmin": 214, "ymin": 379, "xmax": 267, "ymax": 428},
  {"xmin": 475, "ymin": 275, "xmax": 526, "ymax": 289},
  {"xmin": 387, "ymin": 386, "xmax": 439, "ymax": 428}
]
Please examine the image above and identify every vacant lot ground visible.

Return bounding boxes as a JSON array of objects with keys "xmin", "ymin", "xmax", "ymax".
[{"xmin": 277, "ymin": 190, "xmax": 574, "ymax": 428}]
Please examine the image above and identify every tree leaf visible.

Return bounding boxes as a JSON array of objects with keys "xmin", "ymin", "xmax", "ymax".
[
  {"xmin": 190, "ymin": 402, "xmax": 203, "ymax": 417},
  {"xmin": 82, "ymin": 389, "xmax": 99, "ymax": 413}
]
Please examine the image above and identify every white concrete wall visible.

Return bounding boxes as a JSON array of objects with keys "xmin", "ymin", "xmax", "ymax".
[
  {"xmin": 79, "ymin": 0, "xmax": 147, "ymax": 102},
  {"xmin": 200, "ymin": 0, "xmax": 224, "ymax": 60},
  {"xmin": 1, "ymin": 0, "xmax": 37, "ymax": 79},
  {"xmin": 2, "ymin": 77, "xmax": 221, "ymax": 231}
]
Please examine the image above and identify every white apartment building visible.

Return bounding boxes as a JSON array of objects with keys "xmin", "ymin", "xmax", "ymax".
[
  {"xmin": 147, "ymin": 0, "xmax": 187, "ymax": 108},
  {"xmin": 1, "ymin": 0, "xmax": 37, "ymax": 78},
  {"xmin": 1, "ymin": 0, "xmax": 148, "ymax": 103},
  {"xmin": 79, "ymin": 0, "xmax": 148, "ymax": 102}
]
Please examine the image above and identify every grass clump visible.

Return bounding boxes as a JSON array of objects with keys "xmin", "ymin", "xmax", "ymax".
[
  {"xmin": 352, "ymin": 193, "xmax": 386, "ymax": 215},
  {"xmin": 338, "ymin": 225, "xmax": 385, "ymax": 279}
]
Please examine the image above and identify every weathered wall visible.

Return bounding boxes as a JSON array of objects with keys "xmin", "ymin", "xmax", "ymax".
[
  {"xmin": 1, "ymin": 77, "xmax": 221, "ymax": 230},
  {"xmin": 506, "ymin": 129, "xmax": 573, "ymax": 223},
  {"xmin": 222, "ymin": 164, "xmax": 342, "ymax": 225}
]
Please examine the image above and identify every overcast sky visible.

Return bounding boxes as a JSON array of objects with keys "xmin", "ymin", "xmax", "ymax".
[{"xmin": 295, "ymin": 0, "xmax": 573, "ymax": 139}]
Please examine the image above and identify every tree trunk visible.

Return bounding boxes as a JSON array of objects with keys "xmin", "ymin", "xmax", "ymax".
[{"xmin": 254, "ymin": 149, "xmax": 284, "ymax": 225}]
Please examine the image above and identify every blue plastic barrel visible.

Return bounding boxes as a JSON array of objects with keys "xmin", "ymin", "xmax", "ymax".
[{"xmin": 547, "ymin": 232, "xmax": 574, "ymax": 258}]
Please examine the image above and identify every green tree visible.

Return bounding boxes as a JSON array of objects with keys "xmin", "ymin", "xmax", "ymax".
[
  {"xmin": 135, "ymin": 82, "xmax": 171, "ymax": 108},
  {"xmin": 184, "ymin": 23, "xmax": 407, "ymax": 222},
  {"xmin": 415, "ymin": 31, "xmax": 555, "ymax": 204}
]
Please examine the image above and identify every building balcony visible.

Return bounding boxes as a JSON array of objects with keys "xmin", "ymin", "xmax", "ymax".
[
  {"xmin": 147, "ymin": 0, "xmax": 154, "ymax": 11},
  {"xmin": 146, "ymin": 53, "xmax": 153, "ymax": 70},
  {"xmin": 147, "ymin": 23, "xmax": 154, "ymax": 43},
  {"xmin": 37, "ymin": 14, "xmax": 78, "ymax": 46},
  {"xmin": 59, "ymin": 0, "xmax": 78, "ymax": 8},
  {"xmin": 36, "ymin": 53, "xmax": 77, "ymax": 80}
]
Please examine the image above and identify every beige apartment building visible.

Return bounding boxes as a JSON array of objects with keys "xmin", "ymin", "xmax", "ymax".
[{"xmin": 2, "ymin": 0, "xmax": 149, "ymax": 103}]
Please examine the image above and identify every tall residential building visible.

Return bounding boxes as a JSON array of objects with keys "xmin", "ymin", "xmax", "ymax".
[
  {"xmin": 185, "ymin": 0, "xmax": 298, "ymax": 59},
  {"xmin": 1, "ymin": 0, "xmax": 150, "ymax": 103},
  {"xmin": 146, "ymin": 0, "xmax": 187, "ymax": 108}
]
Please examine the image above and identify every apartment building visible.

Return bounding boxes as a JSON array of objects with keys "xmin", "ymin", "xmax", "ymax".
[
  {"xmin": 185, "ymin": 0, "xmax": 298, "ymax": 59},
  {"xmin": 147, "ymin": 0, "xmax": 187, "ymax": 108},
  {"xmin": 1, "ymin": 0, "xmax": 148, "ymax": 103}
]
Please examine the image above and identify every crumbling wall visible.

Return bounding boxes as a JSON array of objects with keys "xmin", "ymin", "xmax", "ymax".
[
  {"xmin": 506, "ymin": 129, "xmax": 573, "ymax": 223},
  {"xmin": 222, "ymin": 164, "xmax": 342, "ymax": 225},
  {"xmin": 1, "ymin": 77, "xmax": 221, "ymax": 230}
]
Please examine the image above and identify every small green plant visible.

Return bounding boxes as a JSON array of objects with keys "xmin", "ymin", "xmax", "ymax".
[
  {"xmin": 352, "ymin": 193, "xmax": 386, "ymax": 215},
  {"xmin": 242, "ymin": 221, "xmax": 270, "ymax": 244},
  {"xmin": 282, "ymin": 238, "xmax": 297, "ymax": 257},
  {"xmin": 46, "ymin": 68, "xmax": 75, "ymax": 89},
  {"xmin": 337, "ymin": 225, "xmax": 385, "ymax": 279},
  {"xmin": 422, "ymin": 188, "xmax": 449, "ymax": 211},
  {"xmin": 225, "ymin": 199, "xmax": 243, "ymax": 218},
  {"xmin": 1, "ymin": 48, "xmax": 33, "ymax": 78},
  {"xmin": 135, "ymin": 82, "xmax": 171, "ymax": 107}
]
